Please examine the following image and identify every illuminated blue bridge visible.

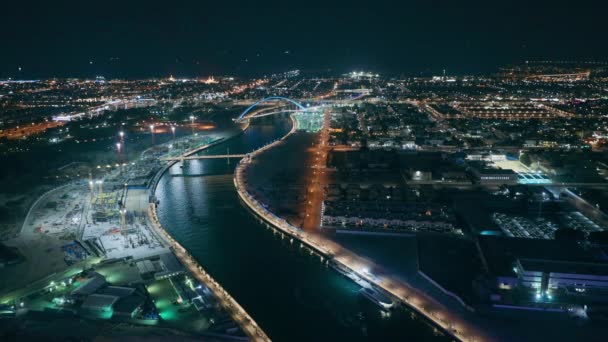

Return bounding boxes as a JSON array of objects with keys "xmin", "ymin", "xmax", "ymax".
[{"xmin": 235, "ymin": 96, "xmax": 313, "ymax": 122}]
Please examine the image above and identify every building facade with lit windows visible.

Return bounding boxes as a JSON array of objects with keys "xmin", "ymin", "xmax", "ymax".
[
  {"xmin": 477, "ymin": 236, "xmax": 608, "ymax": 304},
  {"xmin": 516, "ymin": 258, "xmax": 608, "ymax": 298},
  {"xmin": 469, "ymin": 164, "xmax": 518, "ymax": 185}
]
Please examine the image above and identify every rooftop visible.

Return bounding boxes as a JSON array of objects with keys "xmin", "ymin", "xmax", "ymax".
[
  {"xmin": 71, "ymin": 273, "xmax": 106, "ymax": 296},
  {"xmin": 478, "ymin": 235, "xmax": 596, "ymax": 276},
  {"xmin": 519, "ymin": 258, "xmax": 608, "ymax": 277},
  {"xmin": 81, "ymin": 294, "xmax": 118, "ymax": 310}
]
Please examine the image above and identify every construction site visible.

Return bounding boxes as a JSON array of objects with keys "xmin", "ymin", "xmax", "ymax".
[{"xmin": 0, "ymin": 127, "xmax": 234, "ymax": 293}]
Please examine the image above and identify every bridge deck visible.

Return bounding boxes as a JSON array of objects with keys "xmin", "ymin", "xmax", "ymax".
[{"xmin": 163, "ymin": 154, "xmax": 247, "ymax": 161}]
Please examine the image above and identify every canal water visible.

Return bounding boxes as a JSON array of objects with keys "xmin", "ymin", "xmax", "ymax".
[{"xmin": 155, "ymin": 116, "xmax": 448, "ymax": 341}]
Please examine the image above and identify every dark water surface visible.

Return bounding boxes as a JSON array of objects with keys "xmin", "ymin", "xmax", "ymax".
[{"xmin": 155, "ymin": 117, "xmax": 447, "ymax": 341}]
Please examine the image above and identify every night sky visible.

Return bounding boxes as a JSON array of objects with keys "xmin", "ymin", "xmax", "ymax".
[{"xmin": 2, "ymin": 0, "xmax": 606, "ymax": 78}]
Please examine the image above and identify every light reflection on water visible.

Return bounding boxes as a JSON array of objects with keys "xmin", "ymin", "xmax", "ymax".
[{"xmin": 155, "ymin": 118, "xmax": 447, "ymax": 341}]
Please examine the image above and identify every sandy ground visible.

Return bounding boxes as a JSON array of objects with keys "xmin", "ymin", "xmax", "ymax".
[
  {"xmin": 0, "ymin": 188, "xmax": 52, "ymax": 240},
  {"xmin": 1, "ymin": 184, "xmax": 86, "ymax": 292},
  {"xmin": 125, "ymin": 189, "xmax": 149, "ymax": 212},
  {"xmin": 0, "ymin": 127, "xmax": 236, "ymax": 294}
]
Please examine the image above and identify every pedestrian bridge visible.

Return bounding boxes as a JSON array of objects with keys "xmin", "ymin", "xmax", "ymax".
[
  {"xmin": 235, "ymin": 96, "xmax": 313, "ymax": 122},
  {"xmin": 162, "ymin": 154, "xmax": 248, "ymax": 161}
]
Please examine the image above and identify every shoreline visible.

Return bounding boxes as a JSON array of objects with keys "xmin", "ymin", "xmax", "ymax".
[
  {"xmin": 147, "ymin": 119, "xmax": 270, "ymax": 342},
  {"xmin": 4, "ymin": 119, "xmax": 264, "ymax": 340},
  {"xmin": 233, "ymin": 115, "xmax": 486, "ymax": 342},
  {"xmin": 148, "ymin": 120, "xmax": 250, "ymax": 194}
]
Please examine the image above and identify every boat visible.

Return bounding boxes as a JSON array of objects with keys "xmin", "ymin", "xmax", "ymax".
[
  {"xmin": 329, "ymin": 261, "xmax": 370, "ymax": 287},
  {"xmin": 359, "ymin": 287, "xmax": 394, "ymax": 310}
]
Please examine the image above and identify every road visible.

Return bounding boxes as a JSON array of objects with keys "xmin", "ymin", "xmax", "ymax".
[
  {"xmin": 303, "ymin": 108, "xmax": 332, "ymax": 231},
  {"xmin": 235, "ymin": 170, "xmax": 490, "ymax": 342},
  {"xmin": 234, "ymin": 116, "xmax": 492, "ymax": 342}
]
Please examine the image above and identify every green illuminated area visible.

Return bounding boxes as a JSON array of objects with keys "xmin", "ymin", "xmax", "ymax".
[
  {"xmin": 20, "ymin": 277, "xmax": 81, "ymax": 312},
  {"xmin": 148, "ymin": 278, "xmax": 211, "ymax": 332},
  {"xmin": 149, "ymin": 279, "xmax": 176, "ymax": 321},
  {"xmin": 86, "ymin": 308, "xmax": 114, "ymax": 320},
  {"xmin": 95, "ymin": 262, "xmax": 143, "ymax": 285},
  {"xmin": 294, "ymin": 110, "xmax": 323, "ymax": 132},
  {"xmin": 0, "ymin": 257, "xmax": 101, "ymax": 306}
]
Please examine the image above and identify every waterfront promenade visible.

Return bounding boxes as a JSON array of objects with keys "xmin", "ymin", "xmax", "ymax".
[
  {"xmin": 233, "ymin": 116, "xmax": 491, "ymax": 342},
  {"xmin": 148, "ymin": 204, "xmax": 270, "ymax": 342},
  {"xmin": 146, "ymin": 120, "xmax": 270, "ymax": 341}
]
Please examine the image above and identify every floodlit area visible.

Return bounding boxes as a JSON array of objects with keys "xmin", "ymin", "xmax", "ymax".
[
  {"xmin": 147, "ymin": 277, "xmax": 212, "ymax": 333},
  {"xmin": 492, "ymin": 211, "xmax": 605, "ymax": 239},
  {"xmin": 0, "ymin": 129, "xmax": 235, "ymax": 305},
  {"xmin": 0, "ymin": 126, "xmax": 250, "ymax": 339},
  {"xmin": 294, "ymin": 110, "xmax": 324, "ymax": 132},
  {"xmin": 82, "ymin": 186, "xmax": 167, "ymax": 260},
  {"xmin": 124, "ymin": 189, "xmax": 149, "ymax": 212},
  {"xmin": 490, "ymin": 160, "xmax": 552, "ymax": 184},
  {"xmin": 82, "ymin": 224, "xmax": 166, "ymax": 260},
  {"xmin": 491, "ymin": 160, "xmax": 531, "ymax": 173},
  {"xmin": 4, "ymin": 45, "xmax": 608, "ymax": 342},
  {"xmin": 492, "ymin": 213, "xmax": 559, "ymax": 239},
  {"xmin": 516, "ymin": 171, "xmax": 552, "ymax": 184}
]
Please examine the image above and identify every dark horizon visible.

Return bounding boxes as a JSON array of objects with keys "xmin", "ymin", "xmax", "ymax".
[{"xmin": 2, "ymin": 0, "xmax": 607, "ymax": 79}]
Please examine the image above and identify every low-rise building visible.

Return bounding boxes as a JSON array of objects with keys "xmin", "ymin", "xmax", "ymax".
[
  {"xmin": 81, "ymin": 294, "xmax": 118, "ymax": 316},
  {"xmin": 477, "ymin": 236, "xmax": 608, "ymax": 304},
  {"xmin": 516, "ymin": 258, "xmax": 608, "ymax": 297},
  {"xmin": 468, "ymin": 161, "xmax": 518, "ymax": 185},
  {"xmin": 113, "ymin": 295, "xmax": 145, "ymax": 318},
  {"xmin": 71, "ymin": 272, "xmax": 106, "ymax": 297},
  {"xmin": 154, "ymin": 252, "xmax": 184, "ymax": 280}
]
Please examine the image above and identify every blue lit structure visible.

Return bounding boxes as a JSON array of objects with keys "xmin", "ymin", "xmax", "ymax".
[{"xmin": 236, "ymin": 96, "xmax": 307, "ymax": 122}]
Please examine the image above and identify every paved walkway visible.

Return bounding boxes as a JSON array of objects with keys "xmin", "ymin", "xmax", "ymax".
[
  {"xmin": 234, "ymin": 115, "xmax": 492, "ymax": 342},
  {"xmin": 148, "ymin": 204, "xmax": 270, "ymax": 342}
]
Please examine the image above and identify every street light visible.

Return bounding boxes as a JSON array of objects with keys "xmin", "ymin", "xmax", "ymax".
[
  {"xmin": 190, "ymin": 116, "xmax": 195, "ymax": 135},
  {"xmin": 96, "ymin": 180, "xmax": 104, "ymax": 195}
]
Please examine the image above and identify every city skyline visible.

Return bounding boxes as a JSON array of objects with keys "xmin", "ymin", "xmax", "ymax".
[{"xmin": 3, "ymin": 2, "xmax": 608, "ymax": 341}]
